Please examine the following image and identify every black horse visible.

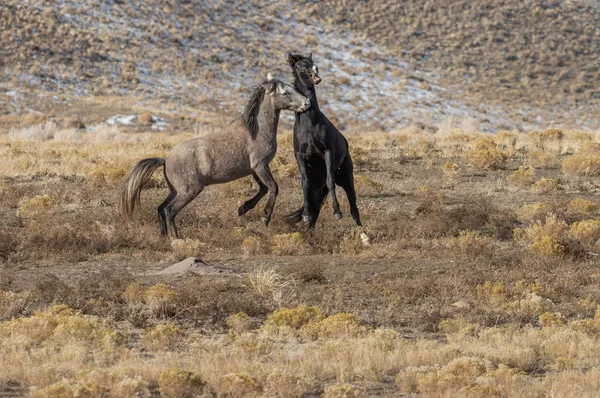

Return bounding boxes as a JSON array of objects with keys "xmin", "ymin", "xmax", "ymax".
[{"xmin": 286, "ymin": 53, "xmax": 364, "ymax": 232}]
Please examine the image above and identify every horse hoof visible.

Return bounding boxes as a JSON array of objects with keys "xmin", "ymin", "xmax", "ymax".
[
  {"xmin": 237, "ymin": 206, "xmax": 246, "ymax": 216},
  {"xmin": 334, "ymin": 213, "xmax": 342, "ymax": 221},
  {"xmin": 261, "ymin": 216, "xmax": 270, "ymax": 226},
  {"xmin": 302, "ymin": 215, "xmax": 311, "ymax": 223}
]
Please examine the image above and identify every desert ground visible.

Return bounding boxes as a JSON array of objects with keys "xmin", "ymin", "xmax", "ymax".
[
  {"xmin": 2, "ymin": 1, "xmax": 600, "ymax": 397},
  {"xmin": 3, "ymin": 123, "xmax": 600, "ymax": 397}
]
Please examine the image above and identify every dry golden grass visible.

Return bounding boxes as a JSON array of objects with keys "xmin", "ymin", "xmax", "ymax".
[{"xmin": 3, "ymin": 126, "xmax": 600, "ymax": 396}]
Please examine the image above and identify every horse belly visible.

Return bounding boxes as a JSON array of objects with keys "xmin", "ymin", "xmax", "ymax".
[{"xmin": 204, "ymin": 156, "xmax": 251, "ymax": 185}]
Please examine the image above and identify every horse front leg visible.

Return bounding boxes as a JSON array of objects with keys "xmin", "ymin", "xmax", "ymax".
[
  {"xmin": 253, "ymin": 164, "xmax": 278, "ymax": 226},
  {"xmin": 238, "ymin": 172, "xmax": 268, "ymax": 216},
  {"xmin": 324, "ymin": 150, "xmax": 342, "ymax": 220}
]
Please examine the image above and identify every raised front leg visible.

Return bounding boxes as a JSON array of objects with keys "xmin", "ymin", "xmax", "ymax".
[
  {"xmin": 325, "ymin": 150, "xmax": 342, "ymax": 220},
  {"xmin": 295, "ymin": 152, "xmax": 315, "ymax": 223},
  {"xmin": 238, "ymin": 172, "xmax": 268, "ymax": 216},
  {"xmin": 252, "ymin": 164, "xmax": 278, "ymax": 226}
]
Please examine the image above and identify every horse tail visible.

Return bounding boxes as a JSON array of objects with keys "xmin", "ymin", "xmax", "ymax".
[
  {"xmin": 121, "ymin": 157, "xmax": 165, "ymax": 220},
  {"xmin": 284, "ymin": 206, "xmax": 304, "ymax": 223}
]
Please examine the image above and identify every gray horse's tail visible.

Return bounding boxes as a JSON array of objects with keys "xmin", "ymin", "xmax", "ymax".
[{"xmin": 121, "ymin": 158, "xmax": 165, "ymax": 220}]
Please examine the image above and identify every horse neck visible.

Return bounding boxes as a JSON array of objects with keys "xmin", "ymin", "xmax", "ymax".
[
  {"xmin": 256, "ymin": 97, "xmax": 280, "ymax": 143},
  {"xmin": 294, "ymin": 78, "xmax": 320, "ymax": 111}
]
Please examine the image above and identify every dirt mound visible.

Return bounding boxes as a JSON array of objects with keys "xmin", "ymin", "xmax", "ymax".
[{"xmin": 146, "ymin": 257, "xmax": 238, "ymax": 277}]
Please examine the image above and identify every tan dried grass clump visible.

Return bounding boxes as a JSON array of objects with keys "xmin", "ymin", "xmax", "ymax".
[
  {"xmin": 220, "ymin": 373, "xmax": 262, "ymax": 398},
  {"xmin": 507, "ymin": 166, "xmax": 535, "ymax": 187},
  {"xmin": 466, "ymin": 138, "xmax": 507, "ymax": 170},
  {"xmin": 531, "ymin": 178, "xmax": 558, "ymax": 195},
  {"xmin": 170, "ymin": 238, "xmax": 203, "ymax": 259},
  {"xmin": 271, "ymin": 233, "xmax": 307, "ymax": 255},
  {"xmin": 568, "ymin": 198, "xmax": 598, "ymax": 215},
  {"xmin": 16, "ymin": 195, "xmax": 55, "ymax": 218},
  {"xmin": 514, "ymin": 214, "xmax": 569, "ymax": 257},
  {"xmin": 159, "ymin": 368, "xmax": 206, "ymax": 398},
  {"xmin": 562, "ymin": 154, "xmax": 600, "ymax": 176},
  {"xmin": 515, "ymin": 202, "xmax": 552, "ymax": 224},
  {"xmin": 227, "ymin": 312, "xmax": 253, "ymax": 335},
  {"xmin": 137, "ymin": 113, "xmax": 153, "ymax": 125},
  {"xmin": 569, "ymin": 220, "xmax": 600, "ymax": 251},
  {"xmin": 530, "ymin": 128, "xmax": 563, "ymax": 149},
  {"xmin": 444, "ymin": 230, "xmax": 495, "ymax": 257},
  {"xmin": 121, "ymin": 283, "xmax": 145, "ymax": 305},
  {"xmin": 143, "ymin": 284, "xmax": 177, "ymax": 316},
  {"xmin": 141, "ymin": 322, "xmax": 186, "ymax": 351},
  {"xmin": 526, "ymin": 151, "xmax": 557, "ymax": 169},
  {"xmin": 0, "ymin": 290, "xmax": 33, "ymax": 320},
  {"xmin": 322, "ymin": 383, "xmax": 365, "ymax": 398},
  {"xmin": 241, "ymin": 235, "xmax": 268, "ymax": 257},
  {"xmin": 416, "ymin": 186, "xmax": 446, "ymax": 214},
  {"xmin": 441, "ymin": 161, "xmax": 460, "ymax": 180}
]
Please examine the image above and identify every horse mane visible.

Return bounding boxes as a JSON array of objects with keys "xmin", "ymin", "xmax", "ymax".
[{"xmin": 241, "ymin": 80, "xmax": 278, "ymax": 140}]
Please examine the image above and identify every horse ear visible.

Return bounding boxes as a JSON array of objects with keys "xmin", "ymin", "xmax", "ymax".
[
  {"xmin": 266, "ymin": 72, "xmax": 273, "ymax": 80},
  {"xmin": 307, "ymin": 53, "xmax": 313, "ymax": 61},
  {"xmin": 287, "ymin": 53, "xmax": 298, "ymax": 66}
]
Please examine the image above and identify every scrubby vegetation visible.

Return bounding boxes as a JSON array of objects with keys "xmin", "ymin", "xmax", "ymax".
[{"xmin": 2, "ymin": 124, "xmax": 600, "ymax": 396}]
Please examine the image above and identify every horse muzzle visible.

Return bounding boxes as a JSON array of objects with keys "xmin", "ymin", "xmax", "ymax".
[{"xmin": 298, "ymin": 98, "xmax": 311, "ymax": 112}]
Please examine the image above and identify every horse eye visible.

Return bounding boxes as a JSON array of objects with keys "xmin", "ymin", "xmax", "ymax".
[{"xmin": 282, "ymin": 91, "xmax": 289, "ymax": 96}]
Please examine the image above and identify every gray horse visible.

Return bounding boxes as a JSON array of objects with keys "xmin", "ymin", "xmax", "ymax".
[{"xmin": 121, "ymin": 78, "xmax": 310, "ymax": 238}]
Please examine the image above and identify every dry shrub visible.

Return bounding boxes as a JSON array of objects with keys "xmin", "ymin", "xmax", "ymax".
[
  {"xmin": 143, "ymin": 284, "xmax": 177, "ymax": 316},
  {"xmin": 137, "ymin": 113, "xmax": 153, "ymax": 125},
  {"xmin": 271, "ymin": 233, "xmax": 307, "ymax": 255},
  {"xmin": 579, "ymin": 141, "xmax": 600, "ymax": 154},
  {"xmin": 220, "ymin": 373, "xmax": 262, "ymax": 398},
  {"xmin": 530, "ymin": 128, "xmax": 563, "ymax": 149},
  {"xmin": 568, "ymin": 198, "xmax": 598, "ymax": 215},
  {"xmin": 0, "ymin": 290, "xmax": 33, "ymax": 319},
  {"xmin": 121, "ymin": 283, "xmax": 145, "ymax": 305},
  {"xmin": 562, "ymin": 154, "xmax": 600, "ymax": 176},
  {"xmin": 170, "ymin": 238, "xmax": 203, "ymax": 259},
  {"xmin": 141, "ymin": 321, "xmax": 186, "ymax": 351},
  {"xmin": 530, "ymin": 178, "xmax": 558, "ymax": 195},
  {"xmin": 406, "ymin": 357, "xmax": 489, "ymax": 396},
  {"xmin": 515, "ymin": 202, "xmax": 552, "ymax": 224},
  {"xmin": 301, "ymin": 313, "xmax": 371, "ymax": 340},
  {"xmin": 444, "ymin": 230, "xmax": 495, "ymax": 257},
  {"xmin": 31, "ymin": 379, "xmax": 110, "ymax": 398},
  {"xmin": 322, "ymin": 383, "xmax": 365, "ymax": 398},
  {"xmin": 526, "ymin": 151, "xmax": 557, "ymax": 169},
  {"xmin": 159, "ymin": 368, "xmax": 206, "ymax": 398},
  {"xmin": 438, "ymin": 316, "xmax": 479, "ymax": 337},
  {"xmin": 406, "ymin": 138, "xmax": 435, "ymax": 158},
  {"xmin": 112, "ymin": 376, "xmax": 151, "ymax": 398},
  {"xmin": 538, "ymin": 312, "xmax": 565, "ymax": 327},
  {"xmin": 265, "ymin": 370, "xmax": 312, "ymax": 398},
  {"xmin": 514, "ymin": 214, "xmax": 569, "ymax": 257},
  {"xmin": 88, "ymin": 165, "xmax": 128, "ymax": 184},
  {"xmin": 0, "ymin": 305, "xmax": 116, "ymax": 350},
  {"xmin": 16, "ymin": 194, "xmax": 55, "ymax": 218},
  {"xmin": 466, "ymin": 138, "xmax": 507, "ymax": 170},
  {"xmin": 477, "ymin": 281, "xmax": 510, "ymax": 308},
  {"xmin": 441, "ymin": 161, "xmax": 460, "ymax": 180},
  {"xmin": 261, "ymin": 305, "xmax": 325, "ymax": 337},
  {"xmin": 227, "ymin": 312, "xmax": 253, "ymax": 335},
  {"xmin": 241, "ymin": 235, "xmax": 269, "ymax": 257},
  {"xmin": 8, "ymin": 121, "xmax": 58, "ymax": 141},
  {"xmin": 569, "ymin": 220, "xmax": 600, "ymax": 251},
  {"xmin": 506, "ymin": 166, "xmax": 535, "ymax": 187},
  {"xmin": 416, "ymin": 186, "xmax": 446, "ymax": 214}
]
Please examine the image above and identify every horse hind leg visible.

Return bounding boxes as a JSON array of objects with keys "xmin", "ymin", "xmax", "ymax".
[
  {"xmin": 157, "ymin": 188, "xmax": 176, "ymax": 236},
  {"xmin": 163, "ymin": 184, "xmax": 204, "ymax": 238},
  {"xmin": 335, "ymin": 160, "xmax": 362, "ymax": 228}
]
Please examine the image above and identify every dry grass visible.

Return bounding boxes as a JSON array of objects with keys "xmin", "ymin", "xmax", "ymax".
[{"xmin": 3, "ymin": 126, "xmax": 600, "ymax": 396}]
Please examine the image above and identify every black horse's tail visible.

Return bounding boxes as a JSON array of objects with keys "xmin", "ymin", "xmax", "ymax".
[
  {"xmin": 284, "ymin": 186, "xmax": 329, "ymax": 223},
  {"xmin": 284, "ymin": 206, "xmax": 305, "ymax": 223},
  {"xmin": 121, "ymin": 158, "xmax": 165, "ymax": 221}
]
